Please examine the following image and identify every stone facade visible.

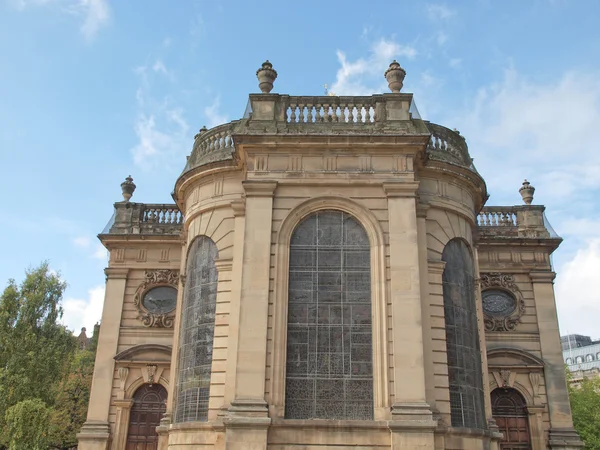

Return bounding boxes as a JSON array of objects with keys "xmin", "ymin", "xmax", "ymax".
[{"xmin": 78, "ymin": 62, "xmax": 583, "ymax": 449}]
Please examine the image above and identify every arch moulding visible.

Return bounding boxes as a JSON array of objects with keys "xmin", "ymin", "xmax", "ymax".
[{"xmin": 269, "ymin": 195, "xmax": 390, "ymax": 420}]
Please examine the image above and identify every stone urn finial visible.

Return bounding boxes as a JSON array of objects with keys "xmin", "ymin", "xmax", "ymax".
[
  {"xmin": 384, "ymin": 60, "xmax": 406, "ymax": 93},
  {"xmin": 194, "ymin": 125, "xmax": 208, "ymax": 139},
  {"xmin": 256, "ymin": 60, "xmax": 278, "ymax": 93},
  {"xmin": 519, "ymin": 179, "xmax": 535, "ymax": 205},
  {"xmin": 121, "ymin": 175, "xmax": 136, "ymax": 202}
]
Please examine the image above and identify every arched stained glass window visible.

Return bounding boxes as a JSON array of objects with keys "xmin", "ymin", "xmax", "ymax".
[
  {"xmin": 285, "ymin": 210, "xmax": 373, "ymax": 420},
  {"xmin": 174, "ymin": 236, "xmax": 219, "ymax": 423},
  {"xmin": 442, "ymin": 239, "xmax": 486, "ymax": 429}
]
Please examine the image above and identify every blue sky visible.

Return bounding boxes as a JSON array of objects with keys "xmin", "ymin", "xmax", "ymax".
[{"xmin": 1, "ymin": 0, "xmax": 600, "ymax": 337}]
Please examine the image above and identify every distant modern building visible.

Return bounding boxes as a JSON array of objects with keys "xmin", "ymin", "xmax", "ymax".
[
  {"xmin": 562, "ymin": 334, "xmax": 600, "ymax": 385},
  {"xmin": 77, "ymin": 61, "xmax": 583, "ymax": 449}
]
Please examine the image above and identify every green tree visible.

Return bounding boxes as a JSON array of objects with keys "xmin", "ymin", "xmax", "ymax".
[
  {"xmin": 49, "ymin": 326, "xmax": 98, "ymax": 449},
  {"xmin": 568, "ymin": 374, "xmax": 600, "ymax": 449},
  {"xmin": 0, "ymin": 263, "xmax": 77, "ymax": 446},
  {"xmin": 4, "ymin": 399, "xmax": 51, "ymax": 450}
]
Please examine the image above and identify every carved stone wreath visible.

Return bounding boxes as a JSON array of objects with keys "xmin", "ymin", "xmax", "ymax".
[
  {"xmin": 133, "ymin": 269, "xmax": 179, "ymax": 328},
  {"xmin": 480, "ymin": 273, "xmax": 525, "ymax": 332}
]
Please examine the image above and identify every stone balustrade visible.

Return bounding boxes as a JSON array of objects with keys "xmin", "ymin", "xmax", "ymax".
[
  {"xmin": 478, "ymin": 207, "xmax": 519, "ymax": 227},
  {"xmin": 142, "ymin": 205, "xmax": 183, "ymax": 225},
  {"xmin": 425, "ymin": 122, "xmax": 473, "ymax": 169},
  {"xmin": 285, "ymin": 96, "xmax": 376, "ymax": 124},
  {"xmin": 103, "ymin": 202, "xmax": 183, "ymax": 236}
]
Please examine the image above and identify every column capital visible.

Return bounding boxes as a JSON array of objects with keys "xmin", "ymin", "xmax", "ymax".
[
  {"xmin": 416, "ymin": 202, "xmax": 430, "ymax": 218},
  {"xmin": 230, "ymin": 199, "xmax": 246, "ymax": 216},
  {"xmin": 113, "ymin": 399, "xmax": 134, "ymax": 409},
  {"xmin": 242, "ymin": 180, "xmax": 278, "ymax": 197},
  {"xmin": 383, "ymin": 181, "xmax": 420, "ymax": 198},
  {"xmin": 104, "ymin": 267, "xmax": 129, "ymax": 279},
  {"xmin": 529, "ymin": 271, "xmax": 556, "ymax": 283}
]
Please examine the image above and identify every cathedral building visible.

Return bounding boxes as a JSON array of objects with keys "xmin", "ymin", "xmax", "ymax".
[{"xmin": 77, "ymin": 61, "xmax": 583, "ymax": 449}]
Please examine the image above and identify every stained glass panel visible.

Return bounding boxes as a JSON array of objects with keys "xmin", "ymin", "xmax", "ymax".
[
  {"xmin": 442, "ymin": 239, "xmax": 486, "ymax": 429},
  {"xmin": 174, "ymin": 237, "xmax": 218, "ymax": 423},
  {"xmin": 285, "ymin": 210, "xmax": 373, "ymax": 420}
]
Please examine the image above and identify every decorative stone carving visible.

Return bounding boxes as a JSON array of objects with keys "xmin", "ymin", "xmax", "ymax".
[
  {"xmin": 147, "ymin": 364, "xmax": 157, "ymax": 384},
  {"xmin": 133, "ymin": 269, "xmax": 179, "ymax": 328},
  {"xmin": 519, "ymin": 179, "xmax": 535, "ymax": 205},
  {"xmin": 529, "ymin": 372, "xmax": 541, "ymax": 399},
  {"xmin": 384, "ymin": 60, "xmax": 406, "ymax": 93},
  {"xmin": 480, "ymin": 273, "xmax": 526, "ymax": 331},
  {"xmin": 256, "ymin": 60, "xmax": 277, "ymax": 93},
  {"xmin": 120, "ymin": 175, "xmax": 136, "ymax": 202}
]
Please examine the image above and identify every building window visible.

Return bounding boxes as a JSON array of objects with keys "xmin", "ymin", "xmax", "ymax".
[
  {"xmin": 442, "ymin": 239, "xmax": 486, "ymax": 429},
  {"xmin": 576, "ymin": 356, "xmax": 584, "ymax": 364},
  {"xmin": 284, "ymin": 210, "xmax": 373, "ymax": 420},
  {"xmin": 597, "ymin": 352, "xmax": 600, "ymax": 360},
  {"xmin": 174, "ymin": 236, "xmax": 218, "ymax": 423},
  {"xmin": 566, "ymin": 358, "xmax": 572, "ymax": 365},
  {"xmin": 586, "ymin": 354, "xmax": 594, "ymax": 362}
]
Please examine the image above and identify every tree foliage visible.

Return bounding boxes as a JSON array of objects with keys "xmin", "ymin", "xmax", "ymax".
[
  {"xmin": 0, "ymin": 263, "xmax": 85, "ymax": 448},
  {"xmin": 569, "ymin": 373, "xmax": 600, "ymax": 449},
  {"xmin": 4, "ymin": 399, "xmax": 51, "ymax": 450}
]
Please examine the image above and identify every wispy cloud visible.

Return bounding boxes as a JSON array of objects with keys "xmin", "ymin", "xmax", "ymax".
[
  {"xmin": 426, "ymin": 3, "xmax": 456, "ymax": 21},
  {"xmin": 62, "ymin": 285, "xmax": 105, "ymax": 332},
  {"xmin": 12, "ymin": 0, "xmax": 111, "ymax": 41},
  {"xmin": 450, "ymin": 66, "xmax": 600, "ymax": 337},
  {"xmin": 131, "ymin": 61, "xmax": 190, "ymax": 170},
  {"xmin": 203, "ymin": 97, "xmax": 228, "ymax": 128},
  {"xmin": 330, "ymin": 38, "xmax": 417, "ymax": 96}
]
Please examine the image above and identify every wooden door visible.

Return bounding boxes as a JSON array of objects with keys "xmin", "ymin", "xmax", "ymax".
[
  {"xmin": 492, "ymin": 388, "xmax": 531, "ymax": 450},
  {"xmin": 126, "ymin": 384, "xmax": 167, "ymax": 450}
]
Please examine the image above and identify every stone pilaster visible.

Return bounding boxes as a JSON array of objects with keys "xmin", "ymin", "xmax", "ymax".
[
  {"xmin": 223, "ymin": 199, "xmax": 246, "ymax": 409},
  {"xmin": 224, "ymin": 181, "xmax": 276, "ymax": 450},
  {"xmin": 527, "ymin": 405, "xmax": 546, "ymax": 450},
  {"xmin": 111, "ymin": 399, "xmax": 134, "ymax": 450},
  {"xmin": 78, "ymin": 267, "xmax": 128, "ymax": 450},
  {"xmin": 530, "ymin": 271, "xmax": 583, "ymax": 449},
  {"xmin": 384, "ymin": 182, "xmax": 436, "ymax": 449},
  {"xmin": 164, "ymin": 230, "xmax": 189, "ymax": 420}
]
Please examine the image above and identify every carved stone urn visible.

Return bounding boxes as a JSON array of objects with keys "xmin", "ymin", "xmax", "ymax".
[
  {"xmin": 121, "ymin": 175, "xmax": 136, "ymax": 202},
  {"xmin": 519, "ymin": 179, "xmax": 535, "ymax": 205},
  {"xmin": 384, "ymin": 60, "xmax": 406, "ymax": 93},
  {"xmin": 256, "ymin": 60, "xmax": 278, "ymax": 93}
]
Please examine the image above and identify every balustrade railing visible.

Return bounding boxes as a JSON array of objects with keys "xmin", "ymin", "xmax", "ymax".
[
  {"xmin": 141, "ymin": 204, "xmax": 183, "ymax": 225},
  {"xmin": 478, "ymin": 207, "xmax": 518, "ymax": 227},
  {"xmin": 426, "ymin": 122, "xmax": 472, "ymax": 168},
  {"xmin": 285, "ymin": 96, "xmax": 376, "ymax": 124}
]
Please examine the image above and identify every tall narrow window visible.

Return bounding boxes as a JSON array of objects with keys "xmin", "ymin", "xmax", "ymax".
[
  {"xmin": 285, "ymin": 210, "xmax": 373, "ymax": 420},
  {"xmin": 174, "ymin": 236, "xmax": 218, "ymax": 423},
  {"xmin": 442, "ymin": 239, "xmax": 486, "ymax": 429}
]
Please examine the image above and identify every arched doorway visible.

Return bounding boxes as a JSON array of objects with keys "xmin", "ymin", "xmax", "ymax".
[
  {"xmin": 491, "ymin": 388, "xmax": 531, "ymax": 449},
  {"xmin": 126, "ymin": 383, "xmax": 167, "ymax": 450}
]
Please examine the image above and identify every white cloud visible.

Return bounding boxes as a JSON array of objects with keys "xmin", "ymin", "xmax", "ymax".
[
  {"xmin": 454, "ymin": 68, "xmax": 600, "ymax": 205},
  {"xmin": 131, "ymin": 62, "xmax": 190, "ymax": 169},
  {"xmin": 203, "ymin": 98, "xmax": 228, "ymax": 128},
  {"xmin": 77, "ymin": 0, "xmax": 110, "ymax": 41},
  {"xmin": 436, "ymin": 31, "xmax": 449, "ymax": 46},
  {"xmin": 330, "ymin": 38, "xmax": 417, "ymax": 96},
  {"xmin": 426, "ymin": 4, "xmax": 456, "ymax": 21},
  {"xmin": 73, "ymin": 235, "xmax": 91, "ymax": 248},
  {"xmin": 152, "ymin": 59, "xmax": 174, "ymax": 81},
  {"xmin": 449, "ymin": 67, "xmax": 600, "ymax": 339},
  {"xmin": 92, "ymin": 243, "xmax": 107, "ymax": 261},
  {"xmin": 62, "ymin": 285, "xmax": 105, "ymax": 333},
  {"xmin": 12, "ymin": 0, "xmax": 110, "ymax": 40},
  {"xmin": 556, "ymin": 239, "xmax": 600, "ymax": 339},
  {"xmin": 449, "ymin": 58, "xmax": 462, "ymax": 69}
]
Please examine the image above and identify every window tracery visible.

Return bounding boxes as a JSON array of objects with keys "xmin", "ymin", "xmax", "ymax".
[
  {"xmin": 284, "ymin": 210, "xmax": 373, "ymax": 420},
  {"xmin": 480, "ymin": 273, "xmax": 525, "ymax": 332},
  {"xmin": 174, "ymin": 237, "xmax": 218, "ymax": 423},
  {"xmin": 442, "ymin": 239, "xmax": 486, "ymax": 429}
]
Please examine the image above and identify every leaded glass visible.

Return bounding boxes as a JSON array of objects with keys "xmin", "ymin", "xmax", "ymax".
[
  {"xmin": 174, "ymin": 237, "xmax": 218, "ymax": 423},
  {"xmin": 285, "ymin": 210, "xmax": 373, "ymax": 420},
  {"xmin": 482, "ymin": 289, "xmax": 516, "ymax": 317},
  {"xmin": 142, "ymin": 286, "xmax": 177, "ymax": 314},
  {"xmin": 442, "ymin": 239, "xmax": 486, "ymax": 429}
]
